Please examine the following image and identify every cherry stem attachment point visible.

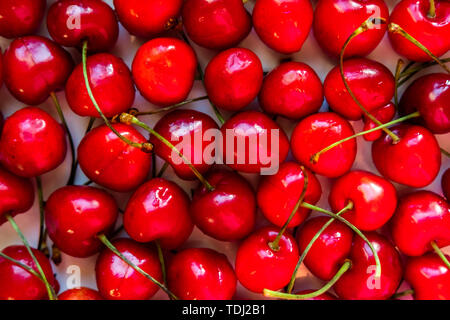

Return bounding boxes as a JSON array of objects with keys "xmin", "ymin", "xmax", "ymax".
[
  {"xmin": 134, "ymin": 96, "xmax": 209, "ymax": 116},
  {"xmin": 428, "ymin": 0, "xmax": 436, "ymax": 18},
  {"xmin": 36, "ymin": 176, "xmax": 48, "ymax": 256},
  {"xmin": 391, "ymin": 289, "xmax": 414, "ymax": 299},
  {"xmin": 430, "ymin": 241, "xmax": 450, "ymax": 270}
]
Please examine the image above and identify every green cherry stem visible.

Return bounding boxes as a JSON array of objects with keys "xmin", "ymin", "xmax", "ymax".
[
  {"xmin": 0, "ymin": 251, "xmax": 43, "ymax": 280},
  {"xmin": 157, "ymin": 162, "xmax": 170, "ymax": 178},
  {"xmin": 441, "ymin": 148, "xmax": 450, "ymax": 158},
  {"xmin": 394, "ymin": 59, "xmax": 405, "ymax": 107},
  {"xmin": 155, "ymin": 240, "xmax": 167, "ymax": 284},
  {"xmin": 134, "ymin": 96, "xmax": 209, "ymax": 116},
  {"xmin": 36, "ymin": 176, "xmax": 48, "ymax": 256},
  {"xmin": 428, "ymin": 0, "xmax": 436, "ymax": 18},
  {"xmin": 398, "ymin": 58, "xmax": 450, "ymax": 87},
  {"xmin": 430, "ymin": 241, "xmax": 450, "ymax": 270}
]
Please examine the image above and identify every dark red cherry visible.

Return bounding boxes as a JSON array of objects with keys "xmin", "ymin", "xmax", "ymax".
[
  {"xmin": 0, "ymin": 0, "xmax": 46, "ymax": 39},
  {"xmin": 443, "ymin": 168, "xmax": 450, "ymax": 200},
  {"xmin": 167, "ymin": 248, "xmax": 237, "ymax": 300},
  {"xmin": 58, "ymin": 287, "xmax": 103, "ymax": 300},
  {"xmin": 3, "ymin": 36, "xmax": 74, "ymax": 105},
  {"xmin": 181, "ymin": 0, "xmax": 251, "ymax": 50},
  {"xmin": 190, "ymin": 169, "xmax": 256, "ymax": 241},
  {"xmin": 132, "ymin": 38, "xmax": 197, "ymax": 107},
  {"xmin": 252, "ymin": 0, "xmax": 313, "ymax": 54},
  {"xmin": 295, "ymin": 290, "xmax": 338, "ymax": 300},
  {"xmin": 0, "ymin": 107, "xmax": 67, "ymax": 178},
  {"xmin": 124, "ymin": 178, "xmax": 193, "ymax": 249},
  {"xmin": 204, "ymin": 48, "xmax": 263, "ymax": 112},
  {"xmin": 362, "ymin": 102, "xmax": 396, "ymax": 141}
]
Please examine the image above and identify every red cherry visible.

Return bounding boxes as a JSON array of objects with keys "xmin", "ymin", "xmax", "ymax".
[
  {"xmin": 0, "ymin": 107, "xmax": 67, "ymax": 178},
  {"xmin": 362, "ymin": 102, "xmax": 396, "ymax": 141},
  {"xmin": 47, "ymin": 0, "xmax": 119, "ymax": 52},
  {"xmin": 65, "ymin": 53, "xmax": 135, "ymax": 118},
  {"xmin": 204, "ymin": 48, "xmax": 263, "ymax": 112},
  {"xmin": 221, "ymin": 110, "xmax": 290, "ymax": 174},
  {"xmin": 181, "ymin": 0, "xmax": 251, "ymax": 50},
  {"xmin": 114, "ymin": 0, "xmax": 182, "ymax": 38},
  {"xmin": 324, "ymin": 58, "xmax": 395, "ymax": 121},
  {"xmin": 0, "ymin": 0, "xmax": 46, "ymax": 39},
  {"xmin": 0, "ymin": 245, "xmax": 58, "ymax": 300},
  {"xmin": 78, "ymin": 123, "xmax": 151, "ymax": 192},
  {"xmin": 167, "ymin": 248, "xmax": 237, "ymax": 300},
  {"xmin": 132, "ymin": 38, "xmax": 197, "ymax": 107},
  {"xmin": 124, "ymin": 178, "xmax": 193, "ymax": 249},
  {"xmin": 95, "ymin": 238, "xmax": 163, "ymax": 300},
  {"xmin": 391, "ymin": 190, "xmax": 450, "ymax": 257},
  {"xmin": 388, "ymin": 0, "xmax": 450, "ymax": 62},
  {"xmin": 150, "ymin": 109, "xmax": 218, "ymax": 180},
  {"xmin": 329, "ymin": 170, "xmax": 398, "ymax": 231},
  {"xmin": 58, "ymin": 287, "xmax": 103, "ymax": 300},
  {"xmin": 3, "ymin": 36, "xmax": 74, "ymax": 105},
  {"xmin": 259, "ymin": 62, "xmax": 324, "ymax": 120},
  {"xmin": 257, "ymin": 162, "xmax": 322, "ymax": 228},
  {"xmin": 252, "ymin": 0, "xmax": 313, "ymax": 54},
  {"xmin": 291, "ymin": 112, "xmax": 357, "ymax": 178},
  {"xmin": 45, "ymin": 186, "xmax": 119, "ymax": 258},
  {"xmin": 372, "ymin": 124, "xmax": 441, "ymax": 188},
  {"xmin": 313, "ymin": 0, "xmax": 389, "ymax": 58},
  {"xmin": 443, "ymin": 168, "xmax": 450, "ymax": 200},
  {"xmin": 295, "ymin": 290, "xmax": 338, "ymax": 300},
  {"xmin": 235, "ymin": 227, "xmax": 299, "ymax": 293},
  {"xmin": 190, "ymin": 169, "xmax": 256, "ymax": 241},
  {"xmin": 399, "ymin": 73, "xmax": 450, "ymax": 134}
]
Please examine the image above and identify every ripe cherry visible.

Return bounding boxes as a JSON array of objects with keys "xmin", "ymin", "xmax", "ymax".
[
  {"xmin": 443, "ymin": 168, "xmax": 450, "ymax": 200},
  {"xmin": 167, "ymin": 248, "xmax": 237, "ymax": 300},
  {"xmin": 362, "ymin": 102, "xmax": 396, "ymax": 141},
  {"xmin": 58, "ymin": 287, "xmax": 103, "ymax": 300},
  {"xmin": 252, "ymin": 0, "xmax": 313, "ymax": 54},
  {"xmin": 259, "ymin": 62, "xmax": 324, "ymax": 120},
  {"xmin": 0, "ymin": 0, "xmax": 46, "ymax": 39}
]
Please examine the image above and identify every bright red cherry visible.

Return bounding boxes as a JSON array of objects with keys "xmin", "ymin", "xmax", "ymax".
[
  {"xmin": 257, "ymin": 162, "xmax": 322, "ymax": 228},
  {"xmin": 235, "ymin": 227, "xmax": 299, "ymax": 293},
  {"xmin": 0, "ymin": 107, "xmax": 67, "ymax": 178},
  {"xmin": 295, "ymin": 290, "xmax": 338, "ymax": 300},
  {"xmin": 190, "ymin": 169, "xmax": 256, "ymax": 241},
  {"xmin": 204, "ymin": 48, "xmax": 263, "ymax": 112},
  {"xmin": 0, "ymin": 0, "xmax": 46, "ymax": 39},
  {"xmin": 3, "ymin": 36, "xmax": 74, "ymax": 105},
  {"xmin": 443, "ymin": 168, "xmax": 450, "ymax": 200},
  {"xmin": 124, "ymin": 178, "xmax": 193, "ymax": 249},
  {"xmin": 324, "ymin": 58, "xmax": 395, "ymax": 120},
  {"xmin": 132, "ymin": 38, "xmax": 197, "ymax": 107},
  {"xmin": 65, "ymin": 53, "xmax": 135, "ymax": 118},
  {"xmin": 47, "ymin": 0, "xmax": 119, "ymax": 52},
  {"xmin": 372, "ymin": 124, "xmax": 441, "ymax": 188},
  {"xmin": 253, "ymin": 0, "xmax": 313, "ymax": 54},
  {"xmin": 390, "ymin": 190, "xmax": 450, "ymax": 257},
  {"xmin": 313, "ymin": 0, "xmax": 389, "ymax": 58},
  {"xmin": 259, "ymin": 62, "xmax": 324, "ymax": 120},
  {"xmin": 291, "ymin": 112, "xmax": 357, "ymax": 178},
  {"xmin": 95, "ymin": 238, "xmax": 163, "ymax": 300},
  {"xmin": 167, "ymin": 248, "xmax": 237, "ymax": 300},
  {"xmin": 45, "ymin": 186, "xmax": 119, "ymax": 258},
  {"xmin": 181, "ymin": 0, "xmax": 251, "ymax": 50},
  {"xmin": 388, "ymin": 0, "xmax": 450, "ymax": 62},
  {"xmin": 362, "ymin": 102, "xmax": 396, "ymax": 141},
  {"xmin": 58, "ymin": 287, "xmax": 103, "ymax": 300}
]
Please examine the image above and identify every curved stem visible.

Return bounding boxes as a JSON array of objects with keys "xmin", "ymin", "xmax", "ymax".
[
  {"xmin": 398, "ymin": 58, "xmax": 450, "ymax": 85},
  {"xmin": 428, "ymin": 0, "xmax": 436, "ymax": 18},
  {"xmin": 394, "ymin": 59, "xmax": 404, "ymax": 107},
  {"xmin": 431, "ymin": 241, "xmax": 450, "ymax": 270},
  {"xmin": 36, "ymin": 177, "xmax": 48, "ymax": 256},
  {"xmin": 391, "ymin": 289, "xmax": 414, "ymax": 299},
  {"xmin": 134, "ymin": 96, "xmax": 209, "ymax": 116},
  {"xmin": 157, "ymin": 162, "xmax": 170, "ymax": 178},
  {"xmin": 155, "ymin": 241, "xmax": 167, "ymax": 285}
]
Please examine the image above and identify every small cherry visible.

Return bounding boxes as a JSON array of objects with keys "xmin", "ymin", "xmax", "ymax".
[
  {"xmin": 0, "ymin": 0, "xmax": 46, "ymax": 39},
  {"xmin": 443, "ymin": 168, "xmax": 450, "ymax": 200},
  {"xmin": 362, "ymin": 102, "xmax": 396, "ymax": 141},
  {"xmin": 58, "ymin": 287, "xmax": 103, "ymax": 300}
]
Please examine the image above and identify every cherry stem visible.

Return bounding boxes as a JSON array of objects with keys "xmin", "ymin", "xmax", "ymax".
[
  {"xmin": 134, "ymin": 96, "xmax": 209, "ymax": 116},
  {"xmin": 394, "ymin": 59, "xmax": 405, "ymax": 107},
  {"xmin": 428, "ymin": 0, "xmax": 436, "ymax": 18},
  {"xmin": 264, "ymin": 260, "xmax": 352, "ymax": 300},
  {"xmin": 430, "ymin": 241, "xmax": 450, "ymax": 270},
  {"xmin": 83, "ymin": 180, "xmax": 93, "ymax": 186},
  {"xmin": 441, "ymin": 148, "xmax": 450, "ymax": 158},
  {"xmin": 398, "ymin": 58, "xmax": 450, "ymax": 87},
  {"xmin": 391, "ymin": 289, "xmax": 414, "ymax": 299},
  {"xmin": 97, "ymin": 234, "xmax": 178, "ymax": 300},
  {"xmin": 157, "ymin": 162, "xmax": 170, "ymax": 178},
  {"xmin": 36, "ymin": 177, "xmax": 48, "ymax": 256},
  {"xmin": 287, "ymin": 201, "xmax": 354, "ymax": 293},
  {"xmin": 155, "ymin": 240, "xmax": 167, "ymax": 285},
  {"xmin": 269, "ymin": 166, "xmax": 309, "ymax": 252},
  {"xmin": 0, "ymin": 251, "xmax": 43, "ymax": 280}
]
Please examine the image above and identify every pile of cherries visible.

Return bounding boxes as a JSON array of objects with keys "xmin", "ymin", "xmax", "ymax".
[{"xmin": 0, "ymin": 0, "xmax": 448, "ymax": 301}]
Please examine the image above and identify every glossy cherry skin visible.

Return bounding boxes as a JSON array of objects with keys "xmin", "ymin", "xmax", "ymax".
[
  {"xmin": 0, "ymin": 0, "xmax": 46, "ymax": 39},
  {"xmin": 235, "ymin": 227, "xmax": 299, "ymax": 293},
  {"xmin": 95, "ymin": 238, "xmax": 163, "ymax": 300},
  {"xmin": 47, "ymin": 0, "xmax": 119, "ymax": 52},
  {"xmin": 399, "ymin": 73, "xmax": 450, "ymax": 134},
  {"xmin": 259, "ymin": 62, "xmax": 324, "ymax": 120},
  {"xmin": 182, "ymin": 0, "xmax": 251, "ymax": 50},
  {"xmin": 132, "ymin": 38, "xmax": 197, "ymax": 107},
  {"xmin": 3, "ymin": 36, "xmax": 74, "ymax": 105},
  {"xmin": 58, "ymin": 288, "xmax": 103, "ymax": 300},
  {"xmin": 253, "ymin": 0, "xmax": 313, "ymax": 54},
  {"xmin": 314, "ymin": 0, "xmax": 389, "ymax": 58},
  {"xmin": 405, "ymin": 253, "xmax": 450, "ymax": 300},
  {"xmin": 291, "ymin": 112, "xmax": 357, "ymax": 178},
  {"xmin": 257, "ymin": 162, "xmax": 322, "ymax": 228},
  {"xmin": 124, "ymin": 178, "xmax": 193, "ymax": 249},
  {"xmin": 66, "ymin": 53, "xmax": 135, "ymax": 118},
  {"xmin": 221, "ymin": 111, "xmax": 290, "ymax": 174},
  {"xmin": 0, "ymin": 245, "xmax": 58, "ymax": 300},
  {"xmin": 390, "ymin": 191, "xmax": 450, "ymax": 257},
  {"xmin": 362, "ymin": 102, "xmax": 396, "ymax": 141},
  {"xmin": 190, "ymin": 169, "xmax": 256, "ymax": 241},
  {"xmin": 167, "ymin": 248, "xmax": 237, "ymax": 300},
  {"xmin": 295, "ymin": 290, "xmax": 338, "ymax": 300},
  {"xmin": 329, "ymin": 170, "xmax": 398, "ymax": 231},
  {"xmin": 388, "ymin": 0, "xmax": 450, "ymax": 62},
  {"xmin": 372, "ymin": 124, "xmax": 441, "ymax": 188},
  {"xmin": 78, "ymin": 123, "xmax": 151, "ymax": 192},
  {"xmin": 45, "ymin": 186, "xmax": 119, "ymax": 258},
  {"xmin": 324, "ymin": 58, "xmax": 395, "ymax": 120},
  {"xmin": 205, "ymin": 48, "xmax": 263, "ymax": 112},
  {"xmin": 150, "ymin": 109, "xmax": 218, "ymax": 180},
  {"xmin": 0, "ymin": 107, "xmax": 67, "ymax": 178},
  {"xmin": 443, "ymin": 168, "xmax": 450, "ymax": 200}
]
